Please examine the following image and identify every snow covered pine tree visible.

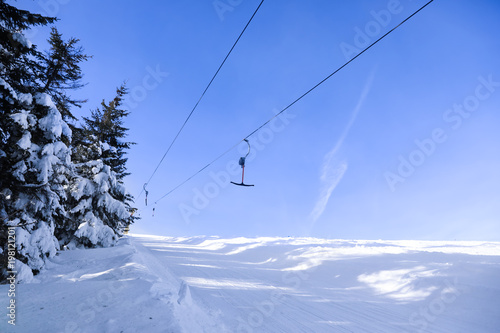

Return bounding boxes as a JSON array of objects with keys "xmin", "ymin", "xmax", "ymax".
[
  {"xmin": 68, "ymin": 84, "xmax": 137, "ymax": 248},
  {"xmin": 0, "ymin": 1, "xmax": 69, "ymax": 282},
  {"xmin": 36, "ymin": 26, "xmax": 92, "ymax": 244},
  {"xmin": 0, "ymin": 1, "xmax": 136, "ymax": 282}
]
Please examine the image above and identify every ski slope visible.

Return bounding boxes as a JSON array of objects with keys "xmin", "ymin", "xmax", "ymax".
[{"xmin": 1, "ymin": 234, "xmax": 500, "ymax": 332}]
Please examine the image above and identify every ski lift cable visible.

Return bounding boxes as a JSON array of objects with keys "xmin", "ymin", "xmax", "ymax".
[
  {"xmin": 138, "ymin": 0, "xmax": 266, "ymax": 200},
  {"xmin": 153, "ymin": 0, "xmax": 435, "ymax": 205},
  {"xmin": 154, "ymin": 140, "xmax": 244, "ymax": 204},
  {"xmin": 243, "ymin": 0, "xmax": 436, "ymax": 141}
]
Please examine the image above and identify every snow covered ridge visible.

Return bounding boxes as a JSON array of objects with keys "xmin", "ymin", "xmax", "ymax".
[{"xmin": 1, "ymin": 234, "xmax": 499, "ymax": 332}]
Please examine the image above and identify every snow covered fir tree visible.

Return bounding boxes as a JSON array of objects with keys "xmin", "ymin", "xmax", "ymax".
[
  {"xmin": 67, "ymin": 84, "xmax": 137, "ymax": 248},
  {"xmin": 0, "ymin": 1, "xmax": 137, "ymax": 283}
]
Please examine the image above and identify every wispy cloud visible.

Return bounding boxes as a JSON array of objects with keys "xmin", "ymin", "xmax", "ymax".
[
  {"xmin": 310, "ymin": 161, "xmax": 348, "ymax": 223},
  {"xmin": 323, "ymin": 70, "xmax": 375, "ymax": 161},
  {"xmin": 309, "ymin": 71, "xmax": 376, "ymax": 225}
]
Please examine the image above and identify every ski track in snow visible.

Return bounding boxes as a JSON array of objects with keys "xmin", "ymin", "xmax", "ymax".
[{"xmin": 1, "ymin": 235, "xmax": 500, "ymax": 333}]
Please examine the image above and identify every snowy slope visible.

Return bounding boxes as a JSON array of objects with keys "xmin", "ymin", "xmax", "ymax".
[{"xmin": 1, "ymin": 235, "xmax": 499, "ymax": 333}]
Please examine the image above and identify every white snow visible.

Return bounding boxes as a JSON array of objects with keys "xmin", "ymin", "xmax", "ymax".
[
  {"xmin": 12, "ymin": 32, "xmax": 33, "ymax": 49},
  {"xmin": 97, "ymin": 192, "xmax": 130, "ymax": 219},
  {"xmin": 70, "ymin": 175, "xmax": 94, "ymax": 201},
  {"xmin": 14, "ymin": 221, "xmax": 59, "ymax": 272},
  {"xmin": 34, "ymin": 92, "xmax": 72, "ymax": 141},
  {"xmin": 33, "ymin": 92, "xmax": 55, "ymax": 108},
  {"xmin": 10, "ymin": 110, "xmax": 35, "ymax": 130},
  {"xmin": 14, "ymin": 260, "xmax": 34, "ymax": 284},
  {"xmin": 74, "ymin": 217, "xmax": 117, "ymax": 248},
  {"xmin": 101, "ymin": 142, "xmax": 110, "ymax": 151},
  {"xmin": 1, "ymin": 235, "xmax": 499, "ymax": 332},
  {"xmin": 11, "ymin": 160, "xmax": 27, "ymax": 181},
  {"xmin": 0, "ymin": 77, "xmax": 17, "ymax": 103},
  {"xmin": 16, "ymin": 132, "xmax": 31, "ymax": 150},
  {"xmin": 17, "ymin": 93, "xmax": 32, "ymax": 106}
]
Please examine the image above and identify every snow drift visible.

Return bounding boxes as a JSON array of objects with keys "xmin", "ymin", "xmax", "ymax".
[{"xmin": 1, "ymin": 234, "xmax": 499, "ymax": 332}]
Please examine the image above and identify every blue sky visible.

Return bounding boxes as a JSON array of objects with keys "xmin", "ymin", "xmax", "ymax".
[{"xmin": 20, "ymin": 0, "xmax": 500, "ymax": 240}]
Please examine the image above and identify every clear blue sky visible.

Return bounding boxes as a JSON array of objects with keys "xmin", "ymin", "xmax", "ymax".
[{"xmin": 20, "ymin": 0, "xmax": 500, "ymax": 240}]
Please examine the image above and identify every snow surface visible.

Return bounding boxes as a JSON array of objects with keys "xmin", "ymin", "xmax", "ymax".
[{"xmin": 1, "ymin": 235, "xmax": 499, "ymax": 332}]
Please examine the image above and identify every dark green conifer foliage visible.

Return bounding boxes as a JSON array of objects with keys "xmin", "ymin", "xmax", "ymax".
[
  {"xmin": 0, "ymin": 1, "xmax": 56, "ymax": 93},
  {"xmin": 83, "ymin": 84, "xmax": 135, "ymax": 179},
  {"xmin": 39, "ymin": 27, "xmax": 91, "ymax": 123}
]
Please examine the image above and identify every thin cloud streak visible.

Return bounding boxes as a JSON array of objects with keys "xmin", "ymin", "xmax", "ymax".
[
  {"xmin": 323, "ymin": 70, "xmax": 376, "ymax": 165},
  {"xmin": 310, "ymin": 161, "xmax": 348, "ymax": 223},
  {"xmin": 309, "ymin": 71, "xmax": 376, "ymax": 225}
]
